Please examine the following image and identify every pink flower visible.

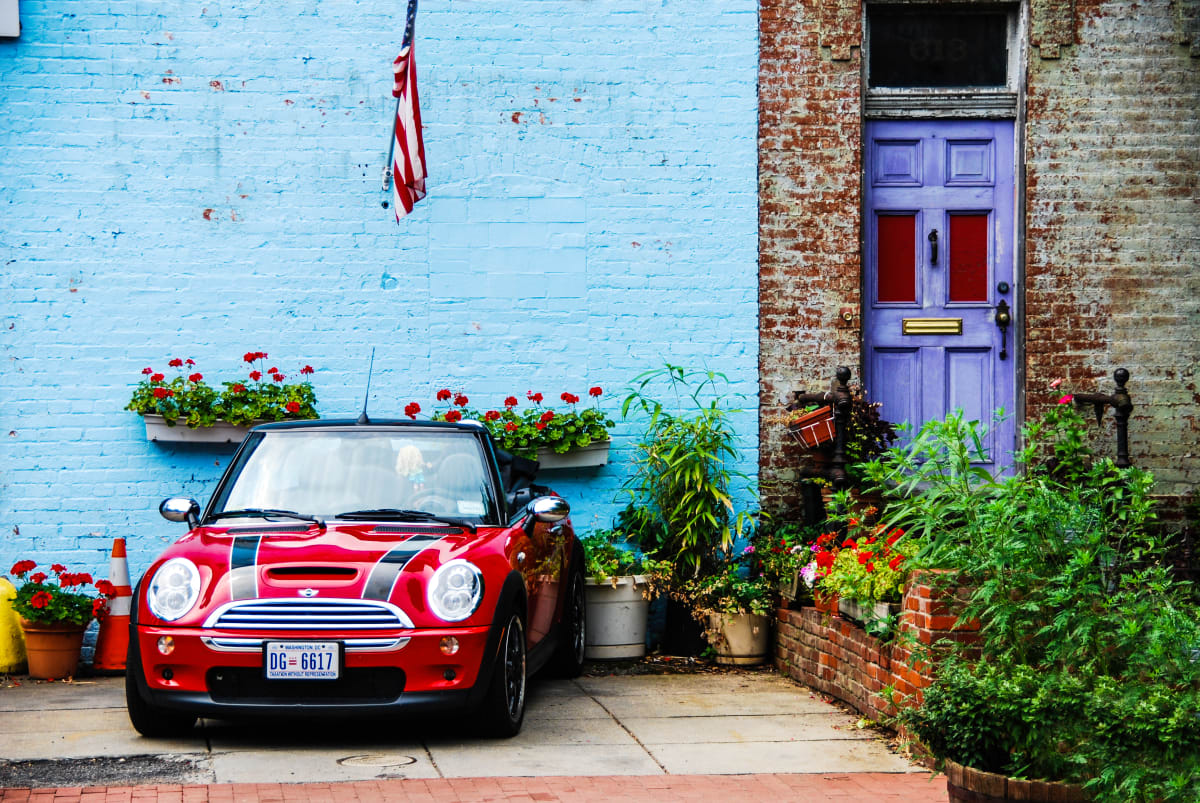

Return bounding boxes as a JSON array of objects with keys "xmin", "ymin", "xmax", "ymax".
[
  {"xmin": 1049, "ymin": 378, "xmax": 1063, "ymax": 389},
  {"xmin": 1058, "ymin": 394, "xmax": 1074, "ymax": 405},
  {"xmin": 742, "ymin": 545, "xmax": 755, "ymax": 555}
]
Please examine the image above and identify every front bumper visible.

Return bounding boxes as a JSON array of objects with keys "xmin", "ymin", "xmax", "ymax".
[{"xmin": 133, "ymin": 621, "xmax": 498, "ymax": 717}]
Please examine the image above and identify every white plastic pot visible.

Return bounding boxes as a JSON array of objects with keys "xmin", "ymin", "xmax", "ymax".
[{"xmin": 584, "ymin": 575, "xmax": 649, "ymax": 660}]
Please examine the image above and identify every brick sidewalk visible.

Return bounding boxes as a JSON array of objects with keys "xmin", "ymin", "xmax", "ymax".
[{"xmin": 1, "ymin": 773, "xmax": 947, "ymax": 802}]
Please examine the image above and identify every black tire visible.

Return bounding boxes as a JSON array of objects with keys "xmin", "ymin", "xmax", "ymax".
[
  {"xmin": 125, "ymin": 637, "xmax": 197, "ymax": 738},
  {"xmin": 479, "ymin": 610, "xmax": 527, "ymax": 737},
  {"xmin": 550, "ymin": 563, "xmax": 587, "ymax": 678}
]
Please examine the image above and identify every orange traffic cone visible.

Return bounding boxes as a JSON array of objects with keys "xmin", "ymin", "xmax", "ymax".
[{"xmin": 93, "ymin": 537, "xmax": 132, "ymax": 673}]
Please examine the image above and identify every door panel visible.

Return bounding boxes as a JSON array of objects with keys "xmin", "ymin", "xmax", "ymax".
[{"xmin": 865, "ymin": 120, "xmax": 1016, "ymax": 472}]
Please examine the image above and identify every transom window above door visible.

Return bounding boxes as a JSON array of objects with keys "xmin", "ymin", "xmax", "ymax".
[{"xmin": 864, "ymin": 4, "xmax": 1021, "ymax": 119}]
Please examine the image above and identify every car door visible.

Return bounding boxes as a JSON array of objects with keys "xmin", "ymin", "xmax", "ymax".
[{"xmin": 864, "ymin": 119, "xmax": 1017, "ymax": 473}]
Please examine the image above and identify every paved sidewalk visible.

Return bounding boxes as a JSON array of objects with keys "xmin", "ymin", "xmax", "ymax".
[{"xmin": 0, "ymin": 669, "xmax": 946, "ymax": 801}]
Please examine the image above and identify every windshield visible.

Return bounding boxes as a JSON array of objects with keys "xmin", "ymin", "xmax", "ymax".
[{"xmin": 207, "ymin": 428, "xmax": 499, "ymax": 524}]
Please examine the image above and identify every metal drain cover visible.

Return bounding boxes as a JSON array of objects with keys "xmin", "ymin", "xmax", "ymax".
[{"xmin": 337, "ymin": 754, "xmax": 418, "ymax": 768}]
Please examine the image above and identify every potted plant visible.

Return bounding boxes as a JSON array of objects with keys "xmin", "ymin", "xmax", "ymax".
[
  {"xmin": 787, "ymin": 405, "xmax": 836, "ymax": 448},
  {"xmin": 877, "ymin": 400, "xmax": 1200, "ymax": 803},
  {"xmin": 415, "ymin": 386, "xmax": 616, "ymax": 467},
  {"xmin": 748, "ymin": 521, "xmax": 822, "ymax": 608},
  {"xmin": 7, "ymin": 561, "xmax": 107, "ymax": 679},
  {"xmin": 579, "ymin": 529, "xmax": 669, "ymax": 660},
  {"xmin": 617, "ymin": 364, "xmax": 756, "ymax": 655},
  {"xmin": 128, "ymin": 352, "xmax": 319, "ymax": 443},
  {"xmin": 681, "ymin": 549, "xmax": 773, "ymax": 665}
]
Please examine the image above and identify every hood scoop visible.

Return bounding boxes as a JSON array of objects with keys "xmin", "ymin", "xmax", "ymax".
[
  {"xmin": 229, "ymin": 525, "xmax": 311, "ymax": 535},
  {"xmin": 265, "ymin": 566, "xmax": 358, "ymax": 585}
]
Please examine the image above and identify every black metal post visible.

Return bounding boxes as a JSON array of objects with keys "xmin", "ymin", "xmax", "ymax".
[
  {"xmin": 1072, "ymin": 368, "xmax": 1133, "ymax": 468},
  {"xmin": 789, "ymin": 366, "xmax": 854, "ymax": 489}
]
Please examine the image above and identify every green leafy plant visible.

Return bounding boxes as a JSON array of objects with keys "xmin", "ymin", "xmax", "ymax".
[
  {"xmin": 581, "ymin": 529, "xmax": 669, "ymax": 586},
  {"xmin": 127, "ymin": 352, "xmax": 319, "ymax": 427},
  {"xmin": 8, "ymin": 561, "xmax": 104, "ymax": 626},
  {"xmin": 618, "ymin": 364, "xmax": 755, "ymax": 580},
  {"xmin": 680, "ymin": 549, "xmax": 773, "ymax": 618},
  {"xmin": 747, "ymin": 520, "xmax": 823, "ymax": 591},
  {"xmin": 415, "ymin": 387, "xmax": 615, "ymax": 460},
  {"xmin": 882, "ymin": 397, "xmax": 1200, "ymax": 802}
]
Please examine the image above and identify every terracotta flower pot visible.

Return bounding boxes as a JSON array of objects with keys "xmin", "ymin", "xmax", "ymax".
[
  {"xmin": 788, "ymin": 406, "xmax": 836, "ymax": 449},
  {"xmin": 19, "ymin": 618, "xmax": 86, "ymax": 679},
  {"xmin": 943, "ymin": 759, "xmax": 1089, "ymax": 802}
]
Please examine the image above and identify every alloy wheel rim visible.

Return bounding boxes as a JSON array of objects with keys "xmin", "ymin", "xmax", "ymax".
[
  {"xmin": 571, "ymin": 577, "xmax": 586, "ymax": 662},
  {"xmin": 504, "ymin": 616, "xmax": 526, "ymax": 720}
]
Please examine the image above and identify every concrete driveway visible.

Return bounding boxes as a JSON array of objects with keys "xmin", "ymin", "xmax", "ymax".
[{"xmin": 0, "ymin": 669, "xmax": 923, "ymax": 788}]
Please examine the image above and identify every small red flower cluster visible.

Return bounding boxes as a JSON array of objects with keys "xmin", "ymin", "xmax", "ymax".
[
  {"xmin": 404, "ymin": 402, "xmax": 421, "ymax": 419},
  {"xmin": 244, "ymin": 351, "xmax": 268, "ymax": 363}
]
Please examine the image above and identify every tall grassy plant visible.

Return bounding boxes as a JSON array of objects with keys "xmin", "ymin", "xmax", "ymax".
[{"xmin": 620, "ymin": 365, "xmax": 754, "ymax": 578}]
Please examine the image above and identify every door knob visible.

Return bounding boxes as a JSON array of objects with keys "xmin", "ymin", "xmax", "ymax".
[
  {"xmin": 995, "ymin": 300, "xmax": 1011, "ymax": 361},
  {"xmin": 928, "ymin": 229, "xmax": 938, "ymax": 266}
]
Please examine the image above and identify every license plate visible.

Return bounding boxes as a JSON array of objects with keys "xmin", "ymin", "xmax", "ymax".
[{"xmin": 264, "ymin": 641, "xmax": 340, "ymax": 680}]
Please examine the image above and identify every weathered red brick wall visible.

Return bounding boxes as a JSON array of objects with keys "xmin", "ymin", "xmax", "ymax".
[
  {"xmin": 759, "ymin": 0, "xmax": 1200, "ymax": 516},
  {"xmin": 775, "ymin": 578, "xmax": 979, "ymax": 721},
  {"xmin": 759, "ymin": 0, "xmax": 863, "ymax": 515},
  {"xmin": 1025, "ymin": 0, "xmax": 1200, "ymax": 510}
]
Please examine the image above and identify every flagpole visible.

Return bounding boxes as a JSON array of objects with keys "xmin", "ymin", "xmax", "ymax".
[{"xmin": 382, "ymin": 0, "xmax": 420, "ymax": 204}]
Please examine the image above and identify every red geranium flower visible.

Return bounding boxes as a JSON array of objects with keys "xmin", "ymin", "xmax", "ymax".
[
  {"xmin": 249, "ymin": 371, "xmax": 262, "ymax": 381},
  {"xmin": 267, "ymin": 366, "xmax": 278, "ymax": 374},
  {"xmin": 92, "ymin": 598, "xmax": 108, "ymax": 620},
  {"xmin": 527, "ymin": 391, "xmax": 543, "ymax": 404},
  {"xmin": 589, "ymin": 386, "xmax": 602, "ymax": 397},
  {"xmin": 536, "ymin": 422, "xmax": 547, "ymax": 431},
  {"xmin": 185, "ymin": 359, "xmax": 195, "ymax": 366},
  {"xmin": 230, "ymin": 383, "xmax": 246, "ymax": 393},
  {"xmin": 285, "ymin": 401, "xmax": 300, "ymax": 414},
  {"xmin": 505, "ymin": 422, "xmax": 518, "ymax": 432},
  {"xmin": 842, "ymin": 539, "xmax": 856, "ymax": 549},
  {"xmin": 95, "ymin": 580, "xmax": 116, "ymax": 597},
  {"xmin": 11, "ymin": 560, "xmax": 37, "ymax": 576},
  {"xmin": 272, "ymin": 373, "xmax": 285, "ymax": 383},
  {"xmin": 188, "ymin": 373, "xmax": 203, "ymax": 382},
  {"xmin": 436, "ymin": 389, "xmax": 453, "ymax": 402},
  {"xmin": 504, "ymin": 396, "xmax": 519, "ymax": 408},
  {"xmin": 815, "ymin": 551, "xmax": 835, "ymax": 569},
  {"xmin": 168, "ymin": 358, "xmax": 183, "ymax": 368},
  {"xmin": 300, "ymin": 365, "xmax": 314, "ymax": 375},
  {"xmin": 866, "ymin": 562, "xmax": 875, "ymax": 572},
  {"xmin": 404, "ymin": 402, "xmax": 421, "ymax": 419},
  {"xmin": 151, "ymin": 373, "xmax": 165, "ymax": 383},
  {"xmin": 153, "ymin": 387, "xmax": 172, "ymax": 399},
  {"xmin": 445, "ymin": 410, "xmax": 462, "ymax": 423},
  {"xmin": 484, "ymin": 410, "xmax": 501, "ymax": 421},
  {"xmin": 888, "ymin": 555, "xmax": 904, "ymax": 571},
  {"xmin": 50, "ymin": 564, "xmax": 66, "ymax": 573},
  {"xmin": 857, "ymin": 552, "xmax": 874, "ymax": 565},
  {"xmin": 29, "ymin": 572, "xmax": 47, "ymax": 584},
  {"xmin": 141, "ymin": 367, "xmax": 153, "ymax": 375},
  {"xmin": 539, "ymin": 411, "xmax": 555, "ymax": 424},
  {"xmin": 30, "ymin": 591, "xmax": 52, "ymax": 609},
  {"xmin": 454, "ymin": 393, "xmax": 469, "ymax": 407},
  {"xmin": 560, "ymin": 392, "xmax": 579, "ymax": 404},
  {"xmin": 244, "ymin": 352, "xmax": 257, "ymax": 363}
]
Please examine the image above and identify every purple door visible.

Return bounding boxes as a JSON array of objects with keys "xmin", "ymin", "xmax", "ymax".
[{"xmin": 864, "ymin": 120, "xmax": 1016, "ymax": 472}]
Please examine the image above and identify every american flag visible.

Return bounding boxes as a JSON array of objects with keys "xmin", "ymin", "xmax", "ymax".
[{"xmin": 389, "ymin": 3, "xmax": 426, "ymax": 220}]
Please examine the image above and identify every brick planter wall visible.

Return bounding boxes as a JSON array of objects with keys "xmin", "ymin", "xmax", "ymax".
[{"xmin": 775, "ymin": 576, "xmax": 979, "ymax": 722}]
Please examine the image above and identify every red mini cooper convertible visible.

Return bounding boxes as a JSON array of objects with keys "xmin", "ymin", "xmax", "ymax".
[{"xmin": 126, "ymin": 419, "xmax": 587, "ymax": 737}]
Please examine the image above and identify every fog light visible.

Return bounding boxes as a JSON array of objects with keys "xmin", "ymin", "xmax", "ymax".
[
  {"xmin": 443, "ymin": 668, "xmax": 457, "ymax": 681},
  {"xmin": 161, "ymin": 667, "xmax": 174, "ymax": 681},
  {"xmin": 157, "ymin": 636, "xmax": 175, "ymax": 655},
  {"xmin": 440, "ymin": 636, "xmax": 460, "ymax": 656}
]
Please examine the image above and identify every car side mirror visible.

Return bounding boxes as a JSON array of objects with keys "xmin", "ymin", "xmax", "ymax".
[
  {"xmin": 527, "ymin": 496, "xmax": 570, "ymax": 524},
  {"xmin": 160, "ymin": 497, "xmax": 201, "ymax": 528}
]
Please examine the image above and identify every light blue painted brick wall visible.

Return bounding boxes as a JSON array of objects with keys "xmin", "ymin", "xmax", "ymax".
[{"xmin": 0, "ymin": 0, "xmax": 759, "ymax": 584}]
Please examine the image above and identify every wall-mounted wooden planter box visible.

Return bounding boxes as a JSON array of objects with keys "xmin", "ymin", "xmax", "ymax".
[
  {"xmin": 142, "ymin": 414, "xmax": 254, "ymax": 445},
  {"xmin": 536, "ymin": 440, "xmax": 610, "ymax": 470},
  {"xmin": 788, "ymin": 405, "xmax": 836, "ymax": 448}
]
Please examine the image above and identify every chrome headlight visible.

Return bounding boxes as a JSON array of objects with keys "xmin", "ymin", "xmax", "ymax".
[
  {"xmin": 427, "ymin": 559, "xmax": 484, "ymax": 622},
  {"xmin": 147, "ymin": 558, "xmax": 201, "ymax": 622}
]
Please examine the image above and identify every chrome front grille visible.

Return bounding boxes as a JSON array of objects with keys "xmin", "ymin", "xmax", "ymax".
[{"xmin": 203, "ymin": 598, "xmax": 414, "ymax": 631}]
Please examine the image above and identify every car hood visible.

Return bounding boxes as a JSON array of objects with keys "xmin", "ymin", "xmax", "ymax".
[{"xmin": 139, "ymin": 521, "xmax": 514, "ymax": 628}]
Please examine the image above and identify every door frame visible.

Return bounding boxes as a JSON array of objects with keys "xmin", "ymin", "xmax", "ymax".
[{"xmin": 859, "ymin": 1, "xmax": 1029, "ymax": 460}]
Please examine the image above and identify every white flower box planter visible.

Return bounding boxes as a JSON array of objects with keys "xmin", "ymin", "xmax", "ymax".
[
  {"xmin": 584, "ymin": 575, "xmax": 649, "ymax": 660},
  {"xmin": 837, "ymin": 598, "xmax": 901, "ymax": 630},
  {"xmin": 536, "ymin": 440, "xmax": 610, "ymax": 470},
  {"xmin": 142, "ymin": 414, "xmax": 254, "ymax": 445}
]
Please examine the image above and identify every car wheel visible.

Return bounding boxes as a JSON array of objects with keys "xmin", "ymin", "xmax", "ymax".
[
  {"xmin": 480, "ymin": 610, "xmax": 527, "ymax": 737},
  {"xmin": 550, "ymin": 563, "xmax": 587, "ymax": 678},
  {"xmin": 125, "ymin": 637, "xmax": 197, "ymax": 738}
]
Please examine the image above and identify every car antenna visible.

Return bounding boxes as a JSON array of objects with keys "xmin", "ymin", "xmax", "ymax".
[{"xmin": 357, "ymin": 348, "xmax": 375, "ymax": 425}]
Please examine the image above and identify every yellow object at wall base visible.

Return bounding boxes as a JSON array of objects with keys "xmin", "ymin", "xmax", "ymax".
[{"xmin": 0, "ymin": 577, "xmax": 29, "ymax": 674}]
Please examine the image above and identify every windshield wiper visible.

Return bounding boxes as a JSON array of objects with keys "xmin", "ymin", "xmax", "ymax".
[
  {"xmin": 335, "ymin": 508, "xmax": 477, "ymax": 534},
  {"xmin": 210, "ymin": 508, "xmax": 326, "ymax": 528}
]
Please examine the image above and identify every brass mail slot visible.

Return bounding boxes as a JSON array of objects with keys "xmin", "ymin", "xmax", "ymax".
[{"xmin": 903, "ymin": 317, "xmax": 963, "ymax": 336}]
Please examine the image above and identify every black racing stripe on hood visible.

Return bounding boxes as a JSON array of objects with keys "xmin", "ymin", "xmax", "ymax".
[
  {"xmin": 229, "ymin": 535, "xmax": 262, "ymax": 600},
  {"xmin": 362, "ymin": 533, "xmax": 446, "ymax": 601}
]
